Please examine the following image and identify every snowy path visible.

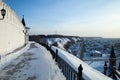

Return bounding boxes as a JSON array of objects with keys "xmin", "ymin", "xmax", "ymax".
[{"xmin": 0, "ymin": 42, "xmax": 65, "ymax": 80}]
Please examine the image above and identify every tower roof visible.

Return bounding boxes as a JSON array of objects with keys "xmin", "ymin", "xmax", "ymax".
[
  {"xmin": 21, "ymin": 15, "xmax": 26, "ymax": 26},
  {"xmin": 110, "ymin": 46, "xmax": 116, "ymax": 58},
  {"xmin": 104, "ymin": 61, "xmax": 107, "ymax": 67}
]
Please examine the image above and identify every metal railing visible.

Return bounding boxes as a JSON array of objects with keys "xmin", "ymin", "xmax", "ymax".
[{"xmin": 39, "ymin": 42, "xmax": 83, "ymax": 80}]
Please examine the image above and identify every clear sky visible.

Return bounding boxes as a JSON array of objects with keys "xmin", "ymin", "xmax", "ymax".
[{"xmin": 3, "ymin": 0, "xmax": 120, "ymax": 38}]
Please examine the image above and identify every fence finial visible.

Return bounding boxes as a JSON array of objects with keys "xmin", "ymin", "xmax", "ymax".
[
  {"xmin": 103, "ymin": 61, "xmax": 107, "ymax": 75},
  {"xmin": 55, "ymin": 49, "xmax": 58, "ymax": 62},
  {"xmin": 78, "ymin": 64, "xmax": 83, "ymax": 80}
]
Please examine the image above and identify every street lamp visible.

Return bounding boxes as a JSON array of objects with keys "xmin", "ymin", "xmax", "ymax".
[{"xmin": 0, "ymin": 8, "xmax": 6, "ymax": 20}]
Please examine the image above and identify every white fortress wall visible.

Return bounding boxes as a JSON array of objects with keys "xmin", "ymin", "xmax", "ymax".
[{"xmin": 0, "ymin": 1, "xmax": 26, "ymax": 55}]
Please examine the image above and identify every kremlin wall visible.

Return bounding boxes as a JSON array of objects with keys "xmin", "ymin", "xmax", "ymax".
[{"xmin": 0, "ymin": 0, "xmax": 27, "ymax": 55}]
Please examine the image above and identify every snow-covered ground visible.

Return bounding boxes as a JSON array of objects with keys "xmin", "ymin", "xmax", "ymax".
[
  {"xmin": 47, "ymin": 37, "xmax": 81, "ymax": 50},
  {"xmin": 47, "ymin": 38, "xmax": 70, "ymax": 46},
  {"xmin": 65, "ymin": 38, "xmax": 120, "ymax": 74},
  {"xmin": 45, "ymin": 37, "xmax": 120, "ymax": 79},
  {"xmin": 51, "ymin": 46, "xmax": 112, "ymax": 80},
  {"xmin": 0, "ymin": 42, "xmax": 65, "ymax": 80},
  {"xmin": 89, "ymin": 61, "xmax": 104, "ymax": 72}
]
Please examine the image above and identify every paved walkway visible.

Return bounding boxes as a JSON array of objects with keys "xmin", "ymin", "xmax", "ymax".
[
  {"xmin": 0, "ymin": 43, "xmax": 65, "ymax": 80},
  {"xmin": 0, "ymin": 43, "xmax": 37, "ymax": 80}
]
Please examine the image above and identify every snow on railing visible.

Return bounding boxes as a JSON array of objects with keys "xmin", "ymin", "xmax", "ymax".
[
  {"xmin": 115, "ymin": 70, "xmax": 120, "ymax": 79},
  {"xmin": 55, "ymin": 49, "xmax": 83, "ymax": 80},
  {"xmin": 116, "ymin": 70, "xmax": 120, "ymax": 75},
  {"xmin": 39, "ymin": 42, "xmax": 83, "ymax": 80},
  {"xmin": 38, "ymin": 42, "xmax": 112, "ymax": 80},
  {"xmin": 51, "ymin": 46, "xmax": 112, "ymax": 80}
]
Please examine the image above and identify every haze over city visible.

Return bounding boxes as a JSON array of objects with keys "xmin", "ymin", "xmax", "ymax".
[{"xmin": 4, "ymin": 0, "xmax": 120, "ymax": 38}]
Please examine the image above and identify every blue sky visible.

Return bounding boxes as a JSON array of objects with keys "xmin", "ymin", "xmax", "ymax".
[{"xmin": 4, "ymin": 0, "xmax": 120, "ymax": 38}]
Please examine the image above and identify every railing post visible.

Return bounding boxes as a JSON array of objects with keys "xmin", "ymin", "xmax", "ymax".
[
  {"xmin": 78, "ymin": 64, "xmax": 83, "ymax": 80},
  {"xmin": 103, "ymin": 61, "xmax": 107, "ymax": 75},
  {"xmin": 74, "ymin": 74, "xmax": 76, "ymax": 80},
  {"xmin": 71, "ymin": 71, "xmax": 72, "ymax": 80},
  {"xmin": 69, "ymin": 68, "xmax": 70, "ymax": 80},
  {"xmin": 55, "ymin": 49, "xmax": 58, "ymax": 62},
  {"xmin": 118, "ymin": 62, "xmax": 120, "ymax": 71}
]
